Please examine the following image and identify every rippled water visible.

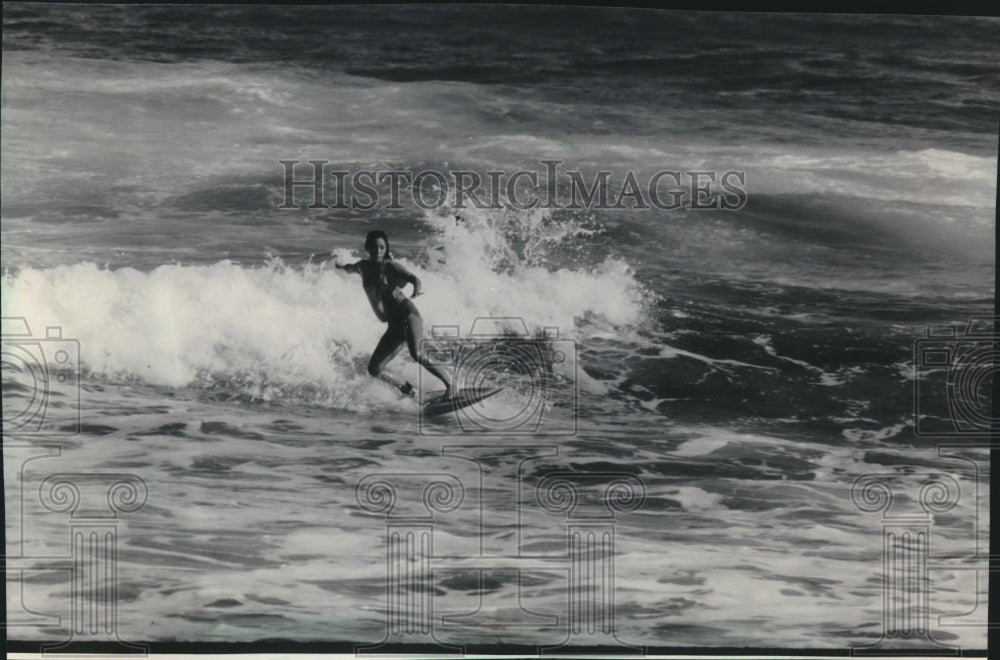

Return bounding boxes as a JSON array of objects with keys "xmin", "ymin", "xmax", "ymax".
[{"xmin": 3, "ymin": 4, "xmax": 995, "ymax": 652}]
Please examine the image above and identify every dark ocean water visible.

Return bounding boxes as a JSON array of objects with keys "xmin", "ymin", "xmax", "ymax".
[{"xmin": 2, "ymin": 4, "xmax": 996, "ymax": 650}]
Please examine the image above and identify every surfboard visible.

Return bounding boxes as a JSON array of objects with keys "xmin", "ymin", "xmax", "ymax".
[{"xmin": 422, "ymin": 387, "xmax": 504, "ymax": 418}]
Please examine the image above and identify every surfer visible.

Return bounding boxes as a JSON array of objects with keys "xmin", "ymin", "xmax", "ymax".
[{"xmin": 334, "ymin": 230, "xmax": 452, "ymax": 399}]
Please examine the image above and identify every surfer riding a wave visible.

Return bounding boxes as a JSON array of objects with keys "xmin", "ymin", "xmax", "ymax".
[{"xmin": 335, "ymin": 230, "xmax": 452, "ymax": 400}]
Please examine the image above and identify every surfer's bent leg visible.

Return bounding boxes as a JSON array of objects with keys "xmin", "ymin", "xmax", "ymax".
[
  {"xmin": 368, "ymin": 323, "xmax": 408, "ymax": 391},
  {"xmin": 404, "ymin": 312, "xmax": 452, "ymax": 395}
]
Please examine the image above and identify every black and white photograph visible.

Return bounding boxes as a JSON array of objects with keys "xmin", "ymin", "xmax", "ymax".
[{"xmin": 2, "ymin": 2, "xmax": 996, "ymax": 656}]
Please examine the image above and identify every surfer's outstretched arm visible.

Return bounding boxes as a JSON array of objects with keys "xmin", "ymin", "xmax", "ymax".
[
  {"xmin": 334, "ymin": 260, "xmax": 361, "ymax": 274},
  {"xmin": 334, "ymin": 259, "xmax": 387, "ymax": 321}
]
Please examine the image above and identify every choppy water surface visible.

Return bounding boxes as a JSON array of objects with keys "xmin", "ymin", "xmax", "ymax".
[{"xmin": 3, "ymin": 4, "xmax": 995, "ymax": 651}]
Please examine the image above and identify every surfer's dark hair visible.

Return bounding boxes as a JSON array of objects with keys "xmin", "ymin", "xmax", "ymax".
[{"xmin": 364, "ymin": 230, "xmax": 392, "ymax": 259}]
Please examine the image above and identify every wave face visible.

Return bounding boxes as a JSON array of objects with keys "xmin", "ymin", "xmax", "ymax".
[{"xmin": 2, "ymin": 206, "xmax": 647, "ymax": 411}]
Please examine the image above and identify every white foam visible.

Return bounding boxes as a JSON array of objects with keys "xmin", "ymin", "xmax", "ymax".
[
  {"xmin": 672, "ymin": 436, "xmax": 731, "ymax": 456},
  {"xmin": 2, "ymin": 213, "xmax": 647, "ymax": 408},
  {"xmin": 841, "ymin": 423, "xmax": 908, "ymax": 443},
  {"xmin": 752, "ymin": 145, "xmax": 997, "ymax": 209},
  {"xmin": 659, "ymin": 344, "xmax": 778, "ymax": 374}
]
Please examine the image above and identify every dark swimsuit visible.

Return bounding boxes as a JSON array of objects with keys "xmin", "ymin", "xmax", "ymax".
[
  {"xmin": 360, "ymin": 259, "xmax": 420, "ymax": 329},
  {"xmin": 355, "ymin": 257, "xmax": 439, "ymax": 391}
]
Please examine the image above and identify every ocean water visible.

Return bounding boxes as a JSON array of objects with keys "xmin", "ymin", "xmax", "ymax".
[{"xmin": 2, "ymin": 4, "xmax": 996, "ymax": 652}]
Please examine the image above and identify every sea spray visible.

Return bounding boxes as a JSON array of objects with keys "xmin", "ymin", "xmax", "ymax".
[{"xmin": 2, "ymin": 207, "xmax": 651, "ymax": 407}]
